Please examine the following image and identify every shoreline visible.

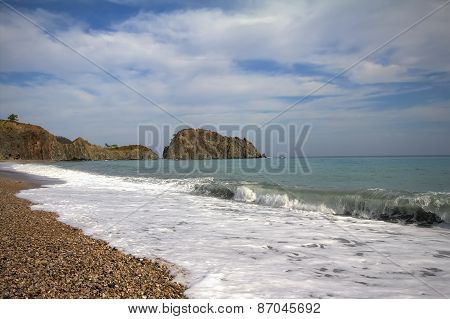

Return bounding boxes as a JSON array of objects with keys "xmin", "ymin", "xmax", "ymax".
[{"xmin": 0, "ymin": 171, "xmax": 186, "ymax": 299}]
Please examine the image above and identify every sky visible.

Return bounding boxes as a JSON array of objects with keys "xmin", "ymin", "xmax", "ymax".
[{"xmin": 0, "ymin": 0, "xmax": 449, "ymax": 156}]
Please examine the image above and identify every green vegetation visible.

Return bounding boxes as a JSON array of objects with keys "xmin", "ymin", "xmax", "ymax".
[{"xmin": 7, "ymin": 114, "xmax": 18, "ymax": 122}]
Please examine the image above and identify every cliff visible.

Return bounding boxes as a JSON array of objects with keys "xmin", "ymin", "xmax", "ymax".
[
  {"xmin": 163, "ymin": 128, "xmax": 264, "ymax": 160},
  {"xmin": 0, "ymin": 120, "xmax": 158, "ymax": 160}
]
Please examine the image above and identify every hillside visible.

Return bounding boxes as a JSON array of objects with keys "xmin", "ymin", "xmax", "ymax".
[
  {"xmin": 0, "ymin": 120, "xmax": 158, "ymax": 160},
  {"xmin": 163, "ymin": 128, "xmax": 264, "ymax": 160}
]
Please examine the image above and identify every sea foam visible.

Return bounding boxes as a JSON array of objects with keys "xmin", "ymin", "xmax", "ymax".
[{"xmin": 6, "ymin": 163, "xmax": 450, "ymax": 298}]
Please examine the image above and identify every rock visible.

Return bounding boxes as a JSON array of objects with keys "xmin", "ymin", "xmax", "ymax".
[
  {"xmin": 163, "ymin": 128, "xmax": 264, "ymax": 160},
  {"xmin": 0, "ymin": 120, "xmax": 158, "ymax": 161},
  {"xmin": 55, "ymin": 136, "xmax": 72, "ymax": 144}
]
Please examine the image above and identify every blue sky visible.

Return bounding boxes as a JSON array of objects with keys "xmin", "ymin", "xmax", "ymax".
[{"xmin": 1, "ymin": 0, "xmax": 449, "ymax": 155}]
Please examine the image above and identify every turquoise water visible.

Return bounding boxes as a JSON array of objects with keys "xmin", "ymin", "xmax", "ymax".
[
  {"xmin": 6, "ymin": 159, "xmax": 450, "ymax": 297},
  {"xmin": 52, "ymin": 156, "xmax": 450, "ymax": 224}
]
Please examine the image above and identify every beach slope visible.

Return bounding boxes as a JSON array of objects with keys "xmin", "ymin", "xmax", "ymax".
[{"xmin": 0, "ymin": 175, "xmax": 185, "ymax": 298}]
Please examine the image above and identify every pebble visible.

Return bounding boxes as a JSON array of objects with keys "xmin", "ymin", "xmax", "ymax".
[{"xmin": 0, "ymin": 176, "xmax": 186, "ymax": 299}]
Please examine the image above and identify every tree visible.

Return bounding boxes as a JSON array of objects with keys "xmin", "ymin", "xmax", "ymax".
[{"xmin": 7, "ymin": 114, "xmax": 18, "ymax": 122}]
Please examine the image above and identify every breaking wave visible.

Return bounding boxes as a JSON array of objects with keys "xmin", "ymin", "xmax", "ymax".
[
  {"xmin": 5, "ymin": 162, "xmax": 449, "ymax": 226},
  {"xmin": 194, "ymin": 183, "xmax": 449, "ymax": 225}
]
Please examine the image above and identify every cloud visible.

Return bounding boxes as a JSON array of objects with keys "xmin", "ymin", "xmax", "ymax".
[
  {"xmin": 349, "ymin": 61, "xmax": 414, "ymax": 84},
  {"xmin": 0, "ymin": 0, "xmax": 449, "ymax": 155}
]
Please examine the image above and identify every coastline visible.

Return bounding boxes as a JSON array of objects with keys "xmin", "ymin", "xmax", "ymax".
[
  {"xmin": 3, "ymin": 161, "xmax": 450, "ymax": 298},
  {"xmin": 0, "ymin": 171, "xmax": 186, "ymax": 299}
]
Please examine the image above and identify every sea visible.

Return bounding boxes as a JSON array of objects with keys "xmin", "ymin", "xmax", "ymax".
[{"xmin": 2, "ymin": 156, "xmax": 450, "ymax": 298}]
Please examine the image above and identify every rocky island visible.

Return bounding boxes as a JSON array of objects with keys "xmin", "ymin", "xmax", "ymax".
[
  {"xmin": 1, "ymin": 121, "xmax": 265, "ymax": 161},
  {"xmin": 163, "ymin": 128, "xmax": 264, "ymax": 160},
  {"xmin": 0, "ymin": 120, "xmax": 158, "ymax": 161}
]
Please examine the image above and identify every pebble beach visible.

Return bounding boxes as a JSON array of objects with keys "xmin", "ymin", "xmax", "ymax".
[{"xmin": 0, "ymin": 173, "xmax": 186, "ymax": 299}]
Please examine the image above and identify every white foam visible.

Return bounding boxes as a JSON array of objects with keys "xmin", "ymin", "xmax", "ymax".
[
  {"xmin": 234, "ymin": 185, "xmax": 257, "ymax": 202},
  {"xmin": 234, "ymin": 186, "xmax": 335, "ymax": 214},
  {"xmin": 7, "ymin": 163, "xmax": 450, "ymax": 298}
]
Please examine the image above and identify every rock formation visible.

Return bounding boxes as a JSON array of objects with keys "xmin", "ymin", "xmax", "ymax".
[
  {"xmin": 0, "ymin": 120, "xmax": 158, "ymax": 160},
  {"xmin": 163, "ymin": 128, "xmax": 264, "ymax": 160}
]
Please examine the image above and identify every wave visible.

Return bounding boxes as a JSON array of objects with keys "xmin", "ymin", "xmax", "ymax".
[
  {"xmin": 194, "ymin": 183, "xmax": 449, "ymax": 225},
  {"xmin": 233, "ymin": 186, "xmax": 335, "ymax": 214},
  {"xmin": 7, "ymin": 162, "xmax": 449, "ymax": 226},
  {"xmin": 194, "ymin": 183, "xmax": 235, "ymax": 199}
]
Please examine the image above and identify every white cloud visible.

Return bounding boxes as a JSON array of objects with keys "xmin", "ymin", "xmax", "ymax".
[
  {"xmin": 0, "ymin": 0, "xmax": 449, "ymax": 154},
  {"xmin": 349, "ymin": 61, "xmax": 413, "ymax": 84}
]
